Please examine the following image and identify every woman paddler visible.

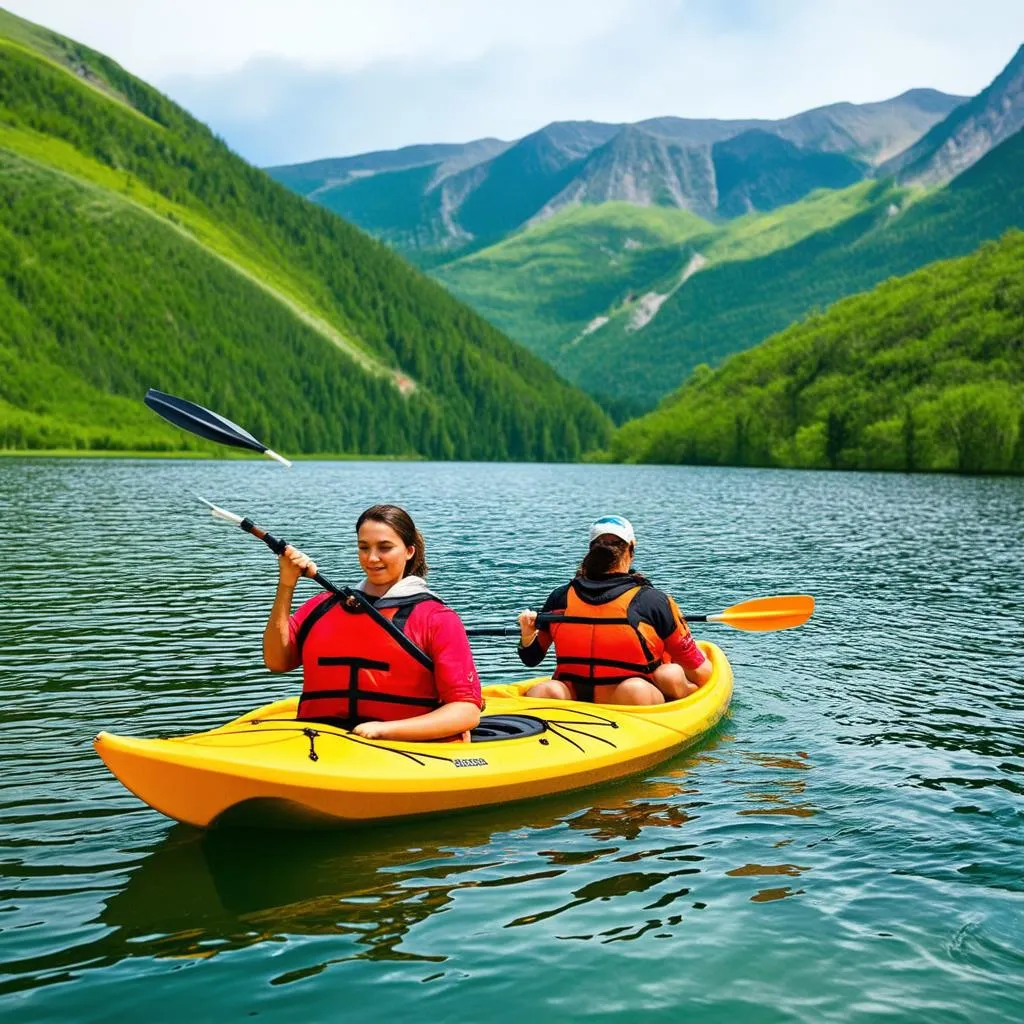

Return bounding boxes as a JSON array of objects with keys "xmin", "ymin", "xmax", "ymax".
[
  {"xmin": 263, "ymin": 504, "xmax": 482, "ymax": 741},
  {"xmin": 517, "ymin": 515, "xmax": 712, "ymax": 705}
]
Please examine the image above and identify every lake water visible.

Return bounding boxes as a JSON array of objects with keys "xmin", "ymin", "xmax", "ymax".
[{"xmin": 1, "ymin": 459, "xmax": 1022, "ymax": 1022}]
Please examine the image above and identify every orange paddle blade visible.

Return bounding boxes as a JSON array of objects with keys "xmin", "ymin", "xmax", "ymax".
[{"xmin": 708, "ymin": 595, "xmax": 815, "ymax": 632}]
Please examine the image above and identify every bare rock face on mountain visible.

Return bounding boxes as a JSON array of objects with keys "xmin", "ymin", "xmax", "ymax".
[
  {"xmin": 765, "ymin": 89, "xmax": 965, "ymax": 164},
  {"xmin": 640, "ymin": 90, "xmax": 965, "ymax": 166},
  {"xmin": 537, "ymin": 127, "xmax": 719, "ymax": 219},
  {"xmin": 536, "ymin": 126, "xmax": 869, "ymax": 222},
  {"xmin": 880, "ymin": 44, "xmax": 1024, "ymax": 186}
]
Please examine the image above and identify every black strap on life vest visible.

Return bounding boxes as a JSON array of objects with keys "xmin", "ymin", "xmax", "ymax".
[
  {"xmin": 299, "ymin": 654, "xmax": 442, "ymax": 722},
  {"xmin": 542, "ymin": 614, "xmax": 631, "ymax": 625},
  {"xmin": 295, "ymin": 590, "xmax": 437, "ymax": 671},
  {"xmin": 343, "ymin": 590, "xmax": 437, "ymax": 671},
  {"xmin": 295, "ymin": 593, "xmax": 343, "ymax": 657},
  {"xmin": 549, "ymin": 609, "xmax": 661, "ymax": 679},
  {"xmin": 555, "ymin": 655, "xmax": 662, "ymax": 673}
]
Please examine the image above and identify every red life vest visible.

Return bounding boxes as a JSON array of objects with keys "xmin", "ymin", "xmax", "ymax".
[
  {"xmin": 550, "ymin": 582, "xmax": 664, "ymax": 696},
  {"xmin": 295, "ymin": 593, "xmax": 442, "ymax": 725}
]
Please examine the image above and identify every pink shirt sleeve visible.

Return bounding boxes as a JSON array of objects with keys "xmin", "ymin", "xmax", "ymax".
[
  {"xmin": 405, "ymin": 602, "xmax": 482, "ymax": 708},
  {"xmin": 664, "ymin": 596, "xmax": 708, "ymax": 671}
]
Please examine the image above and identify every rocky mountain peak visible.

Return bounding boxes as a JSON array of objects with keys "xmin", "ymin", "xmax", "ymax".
[{"xmin": 881, "ymin": 43, "xmax": 1024, "ymax": 186}]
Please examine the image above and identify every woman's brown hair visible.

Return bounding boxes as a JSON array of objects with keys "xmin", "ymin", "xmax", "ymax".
[
  {"xmin": 356, "ymin": 504, "xmax": 427, "ymax": 578},
  {"xmin": 578, "ymin": 535, "xmax": 631, "ymax": 579},
  {"xmin": 578, "ymin": 535, "xmax": 651, "ymax": 586}
]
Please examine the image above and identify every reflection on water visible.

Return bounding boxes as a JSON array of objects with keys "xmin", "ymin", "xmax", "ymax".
[{"xmin": 1, "ymin": 460, "xmax": 1023, "ymax": 1022}]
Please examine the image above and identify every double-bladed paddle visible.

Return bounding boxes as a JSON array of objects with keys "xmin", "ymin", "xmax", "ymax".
[
  {"xmin": 144, "ymin": 389, "xmax": 292, "ymax": 467},
  {"xmin": 198, "ymin": 497, "xmax": 813, "ymax": 637},
  {"xmin": 465, "ymin": 594, "xmax": 814, "ymax": 637},
  {"xmin": 172, "ymin": 393, "xmax": 813, "ymax": 639}
]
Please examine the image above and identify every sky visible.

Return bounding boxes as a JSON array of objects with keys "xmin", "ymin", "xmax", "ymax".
[{"xmin": 9, "ymin": 0, "xmax": 1024, "ymax": 166}]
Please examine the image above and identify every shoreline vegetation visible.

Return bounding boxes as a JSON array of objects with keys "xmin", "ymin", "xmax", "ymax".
[
  {"xmin": 1, "ymin": 12, "xmax": 1021, "ymax": 477},
  {"xmin": 0, "ymin": 448, "xmax": 423, "ymax": 461},
  {"xmin": 604, "ymin": 230, "xmax": 1024, "ymax": 475},
  {"xmin": 4, "ymin": 448, "xmax": 1023, "ymax": 477}
]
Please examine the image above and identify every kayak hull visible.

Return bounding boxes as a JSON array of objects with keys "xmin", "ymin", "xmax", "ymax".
[{"xmin": 94, "ymin": 642, "xmax": 732, "ymax": 829}]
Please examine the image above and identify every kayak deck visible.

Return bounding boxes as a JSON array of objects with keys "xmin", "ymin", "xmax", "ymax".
[{"xmin": 94, "ymin": 642, "xmax": 733, "ymax": 829}]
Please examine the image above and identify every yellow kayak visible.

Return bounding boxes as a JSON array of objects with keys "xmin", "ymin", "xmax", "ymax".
[{"xmin": 94, "ymin": 641, "xmax": 732, "ymax": 829}]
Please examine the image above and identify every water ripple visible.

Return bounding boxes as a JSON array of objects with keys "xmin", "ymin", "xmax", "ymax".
[{"xmin": 1, "ymin": 460, "xmax": 1023, "ymax": 1022}]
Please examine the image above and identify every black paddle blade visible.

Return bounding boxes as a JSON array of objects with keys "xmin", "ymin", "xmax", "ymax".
[{"xmin": 144, "ymin": 389, "xmax": 265, "ymax": 453}]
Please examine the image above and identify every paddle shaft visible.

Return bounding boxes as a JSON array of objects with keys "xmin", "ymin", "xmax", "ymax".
[
  {"xmin": 239, "ymin": 517, "xmax": 340, "ymax": 595},
  {"xmin": 219, "ymin": 506, "xmax": 812, "ymax": 638},
  {"xmin": 233, "ymin": 521, "xmax": 748, "ymax": 635},
  {"xmin": 466, "ymin": 612, "xmax": 710, "ymax": 638},
  {"xmin": 465, "ymin": 594, "xmax": 812, "ymax": 637}
]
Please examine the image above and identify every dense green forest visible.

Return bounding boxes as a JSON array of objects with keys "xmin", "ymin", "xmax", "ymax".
[
  {"xmin": 564, "ymin": 127, "xmax": 1024, "ymax": 403},
  {"xmin": 0, "ymin": 13, "xmax": 610, "ymax": 457},
  {"xmin": 607, "ymin": 231, "xmax": 1024, "ymax": 474}
]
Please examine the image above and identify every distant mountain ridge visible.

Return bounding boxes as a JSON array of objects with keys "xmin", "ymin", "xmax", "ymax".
[
  {"xmin": 269, "ymin": 90, "xmax": 965, "ymax": 259},
  {"xmin": 269, "ymin": 42, "xmax": 1024, "ymax": 417},
  {"xmin": 880, "ymin": 44, "xmax": 1024, "ymax": 186},
  {"xmin": 556, "ymin": 123, "xmax": 1024, "ymax": 403}
]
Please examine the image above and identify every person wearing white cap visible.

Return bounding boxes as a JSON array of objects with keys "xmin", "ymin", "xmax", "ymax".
[{"xmin": 516, "ymin": 515, "xmax": 712, "ymax": 705}]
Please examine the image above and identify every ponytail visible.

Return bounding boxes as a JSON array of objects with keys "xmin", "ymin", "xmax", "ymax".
[{"xmin": 578, "ymin": 536, "xmax": 632, "ymax": 579}]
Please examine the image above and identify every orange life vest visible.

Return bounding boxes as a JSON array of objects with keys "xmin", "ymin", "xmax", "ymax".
[
  {"xmin": 295, "ymin": 593, "xmax": 441, "ymax": 726},
  {"xmin": 549, "ymin": 582, "xmax": 665, "ymax": 695}
]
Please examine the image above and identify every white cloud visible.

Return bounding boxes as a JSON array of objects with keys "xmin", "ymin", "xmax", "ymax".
[
  {"xmin": 7, "ymin": 0, "xmax": 1024, "ymax": 163},
  {"xmin": 10, "ymin": 0, "xmax": 636, "ymax": 77}
]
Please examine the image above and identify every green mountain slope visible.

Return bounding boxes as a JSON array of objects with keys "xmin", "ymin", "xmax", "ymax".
[
  {"xmin": 711, "ymin": 129, "xmax": 866, "ymax": 217},
  {"xmin": 435, "ymin": 183, "xmax": 885, "ymax": 375},
  {"xmin": 0, "ymin": 10, "xmax": 609, "ymax": 457},
  {"xmin": 565, "ymin": 125, "xmax": 1024, "ymax": 404},
  {"xmin": 434, "ymin": 203, "xmax": 712, "ymax": 361},
  {"xmin": 608, "ymin": 230, "xmax": 1024, "ymax": 474}
]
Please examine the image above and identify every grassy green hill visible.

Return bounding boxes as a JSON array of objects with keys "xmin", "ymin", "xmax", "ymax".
[
  {"xmin": 565, "ymin": 125, "xmax": 1024, "ymax": 404},
  {"xmin": 434, "ymin": 203, "xmax": 712, "ymax": 361},
  {"xmin": 0, "ymin": 10, "xmax": 609, "ymax": 457},
  {"xmin": 607, "ymin": 230, "xmax": 1024, "ymax": 474},
  {"xmin": 435, "ymin": 183, "xmax": 887, "ymax": 379}
]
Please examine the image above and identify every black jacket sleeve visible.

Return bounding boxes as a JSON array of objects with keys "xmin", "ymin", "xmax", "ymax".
[{"xmin": 631, "ymin": 587, "xmax": 677, "ymax": 639}]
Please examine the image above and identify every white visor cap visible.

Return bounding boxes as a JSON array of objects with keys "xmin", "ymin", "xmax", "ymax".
[{"xmin": 588, "ymin": 515, "xmax": 635, "ymax": 545}]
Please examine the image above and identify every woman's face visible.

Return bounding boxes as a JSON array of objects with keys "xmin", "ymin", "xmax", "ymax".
[{"xmin": 357, "ymin": 520, "xmax": 414, "ymax": 590}]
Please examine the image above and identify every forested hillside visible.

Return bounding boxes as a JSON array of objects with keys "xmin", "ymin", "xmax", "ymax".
[
  {"xmin": 434, "ymin": 203, "xmax": 711, "ymax": 362},
  {"xmin": 0, "ymin": 11, "xmax": 609, "ymax": 457},
  {"xmin": 608, "ymin": 231, "xmax": 1024, "ymax": 474},
  {"xmin": 564, "ymin": 126, "xmax": 1024, "ymax": 403}
]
